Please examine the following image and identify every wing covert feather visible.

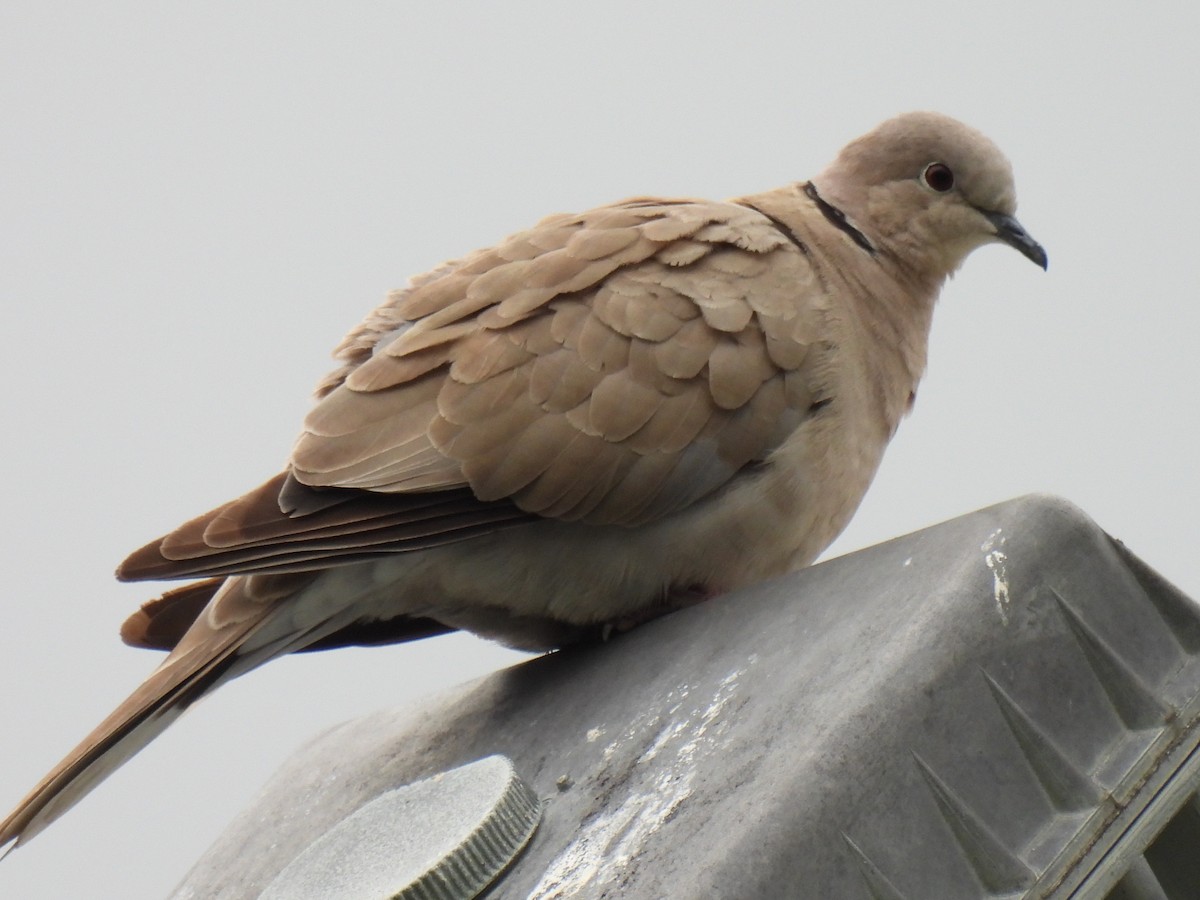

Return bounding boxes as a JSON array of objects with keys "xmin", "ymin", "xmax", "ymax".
[{"xmin": 291, "ymin": 198, "xmax": 830, "ymax": 527}]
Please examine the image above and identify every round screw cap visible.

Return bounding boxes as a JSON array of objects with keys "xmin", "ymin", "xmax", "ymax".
[{"xmin": 261, "ymin": 755, "xmax": 541, "ymax": 900}]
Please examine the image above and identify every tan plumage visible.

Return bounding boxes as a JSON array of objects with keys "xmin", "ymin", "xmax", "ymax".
[{"xmin": 0, "ymin": 111, "xmax": 1046, "ymax": 850}]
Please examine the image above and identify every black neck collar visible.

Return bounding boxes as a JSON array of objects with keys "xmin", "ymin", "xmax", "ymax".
[{"xmin": 803, "ymin": 182, "xmax": 875, "ymax": 255}]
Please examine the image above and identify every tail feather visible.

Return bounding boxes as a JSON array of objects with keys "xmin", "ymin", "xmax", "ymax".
[
  {"xmin": 120, "ymin": 578, "xmax": 226, "ymax": 651},
  {"xmin": 0, "ymin": 568, "xmax": 368, "ymax": 851},
  {"xmin": 0, "ymin": 609, "xmax": 263, "ymax": 849}
]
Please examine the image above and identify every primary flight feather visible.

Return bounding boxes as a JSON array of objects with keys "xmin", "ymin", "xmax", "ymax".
[{"xmin": 0, "ymin": 111, "xmax": 1046, "ymax": 849}]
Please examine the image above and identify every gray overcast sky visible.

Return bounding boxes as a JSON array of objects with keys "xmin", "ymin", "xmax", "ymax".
[{"xmin": 2, "ymin": 1, "xmax": 1198, "ymax": 896}]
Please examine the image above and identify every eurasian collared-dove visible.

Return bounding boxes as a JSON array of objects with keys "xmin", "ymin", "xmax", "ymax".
[{"xmin": 0, "ymin": 111, "xmax": 1046, "ymax": 849}]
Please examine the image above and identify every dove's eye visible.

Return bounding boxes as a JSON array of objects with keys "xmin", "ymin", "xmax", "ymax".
[{"xmin": 922, "ymin": 163, "xmax": 955, "ymax": 192}]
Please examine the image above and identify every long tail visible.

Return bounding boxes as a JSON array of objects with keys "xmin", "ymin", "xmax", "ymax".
[{"xmin": 0, "ymin": 574, "xmax": 323, "ymax": 850}]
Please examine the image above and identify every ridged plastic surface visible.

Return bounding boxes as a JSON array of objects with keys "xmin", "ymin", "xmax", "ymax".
[{"xmin": 172, "ymin": 495, "xmax": 1200, "ymax": 899}]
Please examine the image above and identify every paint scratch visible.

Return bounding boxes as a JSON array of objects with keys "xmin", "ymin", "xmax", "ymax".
[{"xmin": 981, "ymin": 528, "xmax": 1011, "ymax": 624}]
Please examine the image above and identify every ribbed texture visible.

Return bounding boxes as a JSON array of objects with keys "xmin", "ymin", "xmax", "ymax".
[
  {"xmin": 260, "ymin": 756, "xmax": 541, "ymax": 900},
  {"xmin": 842, "ymin": 545, "xmax": 1200, "ymax": 898},
  {"xmin": 400, "ymin": 770, "xmax": 541, "ymax": 900}
]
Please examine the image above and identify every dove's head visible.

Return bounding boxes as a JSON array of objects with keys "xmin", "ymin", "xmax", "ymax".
[{"xmin": 811, "ymin": 111, "xmax": 1046, "ymax": 277}]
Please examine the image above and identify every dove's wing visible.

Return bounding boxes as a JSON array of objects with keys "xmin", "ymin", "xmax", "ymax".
[{"xmin": 119, "ymin": 197, "xmax": 828, "ymax": 584}]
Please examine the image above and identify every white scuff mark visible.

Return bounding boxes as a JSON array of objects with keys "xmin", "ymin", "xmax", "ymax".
[
  {"xmin": 586, "ymin": 727, "xmax": 604, "ymax": 743},
  {"xmin": 528, "ymin": 666, "xmax": 749, "ymax": 899},
  {"xmin": 903, "ymin": 556, "xmax": 913, "ymax": 568},
  {"xmin": 981, "ymin": 528, "xmax": 1011, "ymax": 624}
]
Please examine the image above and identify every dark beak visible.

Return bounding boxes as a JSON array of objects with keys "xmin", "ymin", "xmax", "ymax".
[{"xmin": 983, "ymin": 210, "xmax": 1048, "ymax": 270}]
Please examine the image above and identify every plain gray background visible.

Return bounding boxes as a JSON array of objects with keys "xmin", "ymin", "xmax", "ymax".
[{"xmin": 2, "ymin": 2, "xmax": 1197, "ymax": 896}]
